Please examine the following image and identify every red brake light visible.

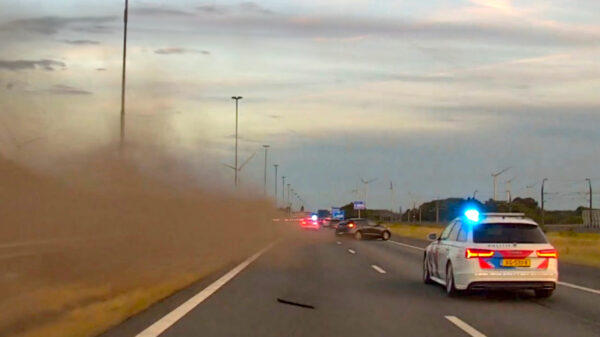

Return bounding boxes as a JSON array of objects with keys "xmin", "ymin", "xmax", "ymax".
[
  {"xmin": 536, "ymin": 249, "xmax": 558, "ymax": 258},
  {"xmin": 466, "ymin": 248, "xmax": 495, "ymax": 259},
  {"xmin": 348, "ymin": 223, "xmax": 355, "ymax": 228}
]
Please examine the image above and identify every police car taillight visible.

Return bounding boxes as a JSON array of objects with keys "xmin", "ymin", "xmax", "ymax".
[
  {"xmin": 465, "ymin": 248, "xmax": 494, "ymax": 259},
  {"xmin": 536, "ymin": 249, "xmax": 558, "ymax": 258}
]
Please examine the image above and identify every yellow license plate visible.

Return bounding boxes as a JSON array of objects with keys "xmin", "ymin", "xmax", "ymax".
[{"xmin": 501, "ymin": 259, "xmax": 531, "ymax": 267}]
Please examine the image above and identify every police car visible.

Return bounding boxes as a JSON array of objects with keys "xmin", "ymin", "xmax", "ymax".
[{"xmin": 423, "ymin": 210, "xmax": 558, "ymax": 298}]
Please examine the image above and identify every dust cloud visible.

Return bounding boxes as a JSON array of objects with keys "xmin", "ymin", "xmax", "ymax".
[{"xmin": 0, "ymin": 143, "xmax": 286, "ymax": 336}]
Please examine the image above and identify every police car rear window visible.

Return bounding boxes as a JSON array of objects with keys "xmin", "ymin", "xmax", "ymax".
[{"xmin": 473, "ymin": 223, "xmax": 548, "ymax": 244}]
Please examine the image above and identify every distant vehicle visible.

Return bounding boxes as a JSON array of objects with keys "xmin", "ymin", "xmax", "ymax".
[
  {"xmin": 317, "ymin": 209, "xmax": 332, "ymax": 227},
  {"xmin": 327, "ymin": 219, "xmax": 341, "ymax": 229},
  {"xmin": 423, "ymin": 211, "xmax": 558, "ymax": 298},
  {"xmin": 334, "ymin": 218, "xmax": 391, "ymax": 240},
  {"xmin": 317, "ymin": 209, "xmax": 331, "ymax": 219},
  {"xmin": 300, "ymin": 217, "xmax": 320, "ymax": 230}
]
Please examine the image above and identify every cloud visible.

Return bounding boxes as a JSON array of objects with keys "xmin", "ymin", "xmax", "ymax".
[
  {"xmin": 197, "ymin": 4, "xmax": 225, "ymax": 14},
  {"xmin": 196, "ymin": 2, "xmax": 272, "ymax": 15},
  {"xmin": 61, "ymin": 39, "xmax": 100, "ymax": 45},
  {"xmin": 96, "ymin": 68, "xmax": 107, "ymax": 71},
  {"xmin": 132, "ymin": 7, "xmax": 194, "ymax": 17},
  {"xmin": 154, "ymin": 48, "xmax": 210, "ymax": 55},
  {"xmin": 238, "ymin": 2, "xmax": 273, "ymax": 15},
  {"xmin": 43, "ymin": 84, "xmax": 92, "ymax": 95},
  {"xmin": 170, "ymin": 10, "xmax": 599, "ymax": 46},
  {"xmin": 0, "ymin": 16, "xmax": 117, "ymax": 35},
  {"xmin": 0, "ymin": 59, "xmax": 66, "ymax": 71}
]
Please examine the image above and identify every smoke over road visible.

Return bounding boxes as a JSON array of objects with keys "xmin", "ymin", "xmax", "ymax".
[{"xmin": 0, "ymin": 146, "xmax": 284, "ymax": 337}]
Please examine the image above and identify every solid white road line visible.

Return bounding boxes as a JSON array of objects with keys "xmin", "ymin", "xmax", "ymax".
[
  {"xmin": 558, "ymin": 281, "xmax": 600, "ymax": 295},
  {"xmin": 445, "ymin": 316, "xmax": 487, "ymax": 337},
  {"xmin": 390, "ymin": 239, "xmax": 600, "ymax": 296},
  {"xmin": 348, "ymin": 249, "xmax": 356, "ymax": 254},
  {"xmin": 371, "ymin": 265, "xmax": 387, "ymax": 274},
  {"xmin": 135, "ymin": 243, "xmax": 275, "ymax": 337},
  {"xmin": 389, "ymin": 240, "xmax": 425, "ymax": 251}
]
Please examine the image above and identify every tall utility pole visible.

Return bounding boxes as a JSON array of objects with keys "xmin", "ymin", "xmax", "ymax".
[
  {"xmin": 492, "ymin": 167, "xmax": 510, "ymax": 201},
  {"xmin": 287, "ymin": 183, "xmax": 291, "ymax": 208},
  {"xmin": 262, "ymin": 145, "xmax": 270, "ymax": 195},
  {"xmin": 435, "ymin": 200, "xmax": 440, "ymax": 224},
  {"xmin": 360, "ymin": 178, "xmax": 377, "ymax": 207},
  {"xmin": 274, "ymin": 164, "xmax": 278, "ymax": 204},
  {"xmin": 231, "ymin": 96, "xmax": 243, "ymax": 187},
  {"xmin": 120, "ymin": 0, "xmax": 129, "ymax": 150},
  {"xmin": 282, "ymin": 176, "xmax": 286, "ymax": 207},
  {"xmin": 541, "ymin": 178, "xmax": 548, "ymax": 227},
  {"xmin": 390, "ymin": 181, "xmax": 396, "ymax": 212},
  {"xmin": 586, "ymin": 178, "xmax": 593, "ymax": 225}
]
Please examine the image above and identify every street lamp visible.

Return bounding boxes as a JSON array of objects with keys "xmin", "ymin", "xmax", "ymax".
[
  {"xmin": 541, "ymin": 178, "xmax": 548, "ymax": 227},
  {"xmin": 274, "ymin": 164, "xmax": 279, "ymax": 204},
  {"xmin": 231, "ymin": 96, "xmax": 243, "ymax": 187},
  {"xmin": 282, "ymin": 176, "xmax": 286, "ymax": 207},
  {"xmin": 120, "ymin": 0, "xmax": 129, "ymax": 150},
  {"xmin": 262, "ymin": 145, "xmax": 270, "ymax": 195}
]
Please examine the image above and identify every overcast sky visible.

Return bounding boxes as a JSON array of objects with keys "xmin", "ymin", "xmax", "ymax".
[{"xmin": 0, "ymin": 0, "xmax": 599, "ymax": 210}]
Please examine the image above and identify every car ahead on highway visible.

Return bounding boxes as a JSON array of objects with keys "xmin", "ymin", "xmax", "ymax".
[
  {"xmin": 335, "ymin": 218, "xmax": 391, "ymax": 240},
  {"xmin": 327, "ymin": 219, "xmax": 341, "ymax": 229},
  {"xmin": 300, "ymin": 217, "xmax": 320, "ymax": 230},
  {"xmin": 423, "ymin": 211, "xmax": 558, "ymax": 298}
]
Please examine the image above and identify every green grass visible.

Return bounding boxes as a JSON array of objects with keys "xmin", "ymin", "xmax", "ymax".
[
  {"xmin": 387, "ymin": 223, "xmax": 442, "ymax": 241},
  {"xmin": 546, "ymin": 232, "xmax": 600, "ymax": 268},
  {"xmin": 387, "ymin": 223, "xmax": 600, "ymax": 268}
]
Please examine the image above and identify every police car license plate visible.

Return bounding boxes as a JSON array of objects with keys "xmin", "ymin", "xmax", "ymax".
[{"xmin": 501, "ymin": 259, "xmax": 531, "ymax": 267}]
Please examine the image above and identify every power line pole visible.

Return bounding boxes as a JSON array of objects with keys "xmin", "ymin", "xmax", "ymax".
[
  {"xmin": 262, "ymin": 145, "xmax": 269, "ymax": 195},
  {"xmin": 435, "ymin": 200, "xmax": 439, "ymax": 224},
  {"xmin": 586, "ymin": 178, "xmax": 592, "ymax": 226},
  {"xmin": 231, "ymin": 96, "xmax": 243, "ymax": 187},
  {"xmin": 274, "ymin": 164, "xmax": 278, "ymax": 204},
  {"xmin": 541, "ymin": 178, "xmax": 548, "ymax": 227},
  {"xmin": 492, "ymin": 167, "xmax": 510, "ymax": 201},
  {"xmin": 287, "ymin": 183, "xmax": 291, "ymax": 211},
  {"xmin": 281, "ymin": 176, "xmax": 286, "ymax": 207},
  {"xmin": 120, "ymin": 0, "xmax": 128, "ymax": 150}
]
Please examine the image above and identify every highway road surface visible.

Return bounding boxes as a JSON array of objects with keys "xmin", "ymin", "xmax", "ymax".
[{"xmin": 102, "ymin": 228, "xmax": 600, "ymax": 337}]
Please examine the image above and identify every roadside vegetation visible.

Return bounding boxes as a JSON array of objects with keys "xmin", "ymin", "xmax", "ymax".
[{"xmin": 387, "ymin": 223, "xmax": 600, "ymax": 268}]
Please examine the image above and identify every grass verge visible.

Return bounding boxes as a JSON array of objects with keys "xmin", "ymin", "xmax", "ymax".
[
  {"xmin": 12, "ymin": 273, "xmax": 200, "ymax": 337},
  {"xmin": 387, "ymin": 223, "xmax": 600, "ymax": 268}
]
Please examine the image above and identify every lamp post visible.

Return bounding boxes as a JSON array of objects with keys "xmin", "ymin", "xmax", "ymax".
[
  {"xmin": 231, "ymin": 96, "xmax": 243, "ymax": 187},
  {"xmin": 274, "ymin": 164, "xmax": 278, "ymax": 204},
  {"xmin": 541, "ymin": 178, "xmax": 548, "ymax": 227},
  {"xmin": 586, "ymin": 178, "xmax": 593, "ymax": 226},
  {"xmin": 262, "ymin": 145, "xmax": 270, "ymax": 195},
  {"xmin": 120, "ymin": 0, "xmax": 129, "ymax": 150},
  {"xmin": 282, "ymin": 176, "xmax": 286, "ymax": 206}
]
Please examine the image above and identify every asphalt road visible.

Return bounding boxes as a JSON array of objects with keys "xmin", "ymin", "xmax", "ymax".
[{"xmin": 103, "ymin": 228, "xmax": 600, "ymax": 337}]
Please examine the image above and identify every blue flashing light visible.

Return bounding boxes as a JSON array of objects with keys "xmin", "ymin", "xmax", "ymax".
[
  {"xmin": 311, "ymin": 214, "xmax": 318, "ymax": 221},
  {"xmin": 464, "ymin": 209, "xmax": 480, "ymax": 222}
]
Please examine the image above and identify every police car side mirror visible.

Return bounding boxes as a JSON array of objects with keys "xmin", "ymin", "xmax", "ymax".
[{"xmin": 427, "ymin": 233, "xmax": 438, "ymax": 241}]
